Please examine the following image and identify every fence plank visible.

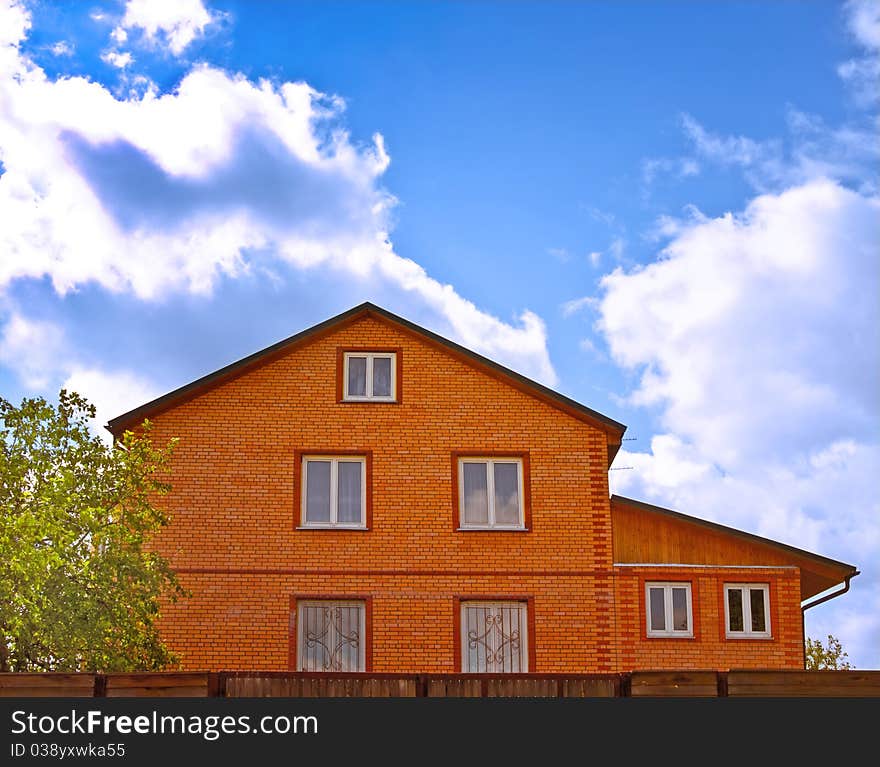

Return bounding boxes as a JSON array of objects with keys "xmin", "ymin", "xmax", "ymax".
[
  {"xmin": 0, "ymin": 674, "xmax": 96, "ymax": 698},
  {"xmin": 105, "ymin": 673, "xmax": 210, "ymax": 698},
  {"xmin": 487, "ymin": 677, "xmax": 558, "ymax": 697},
  {"xmin": 561, "ymin": 677, "xmax": 619, "ymax": 697},
  {"xmin": 728, "ymin": 670, "xmax": 880, "ymax": 697},
  {"xmin": 222, "ymin": 674, "xmax": 418, "ymax": 698},
  {"xmin": 630, "ymin": 671, "xmax": 719, "ymax": 697},
  {"xmin": 426, "ymin": 677, "xmax": 482, "ymax": 697}
]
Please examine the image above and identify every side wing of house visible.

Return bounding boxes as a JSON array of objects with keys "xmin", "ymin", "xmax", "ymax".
[{"xmin": 611, "ymin": 496, "xmax": 858, "ymax": 670}]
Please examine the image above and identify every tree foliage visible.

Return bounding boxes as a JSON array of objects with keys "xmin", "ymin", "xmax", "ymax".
[
  {"xmin": 0, "ymin": 390, "xmax": 186, "ymax": 672},
  {"xmin": 805, "ymin": 634, "xmax": 852, "ymax": 670}
]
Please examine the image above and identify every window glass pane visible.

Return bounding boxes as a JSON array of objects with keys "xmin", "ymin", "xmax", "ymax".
[
  {"xmin": 299, "ymin": 603, "xmax": 363, "ymax": 672},
  {"xmin": 462, "ymin": 602, "xmax": 527, "ymax": 673},
  {"xmin": 305, "ymin": 461, "xmax": 331, "ymax": 523},
  {"xmin": 649, "ymin": 588, "xmax": 666, "ymax": 632},
  {"xmin": 347, "ymin": 356, "xmax": 367, "ymax": 396},
  {"xmin": 750, "ymin": 588, "xmax": 767, "ymax": 632},
  {"xmin": 299, "ymin": 604, "xmax": 322, "ymax": 670},
  {"xmin": 372, "ymin": 356, "xmax": 392, "ymax": 397},
  {"xmin": 672, "ymin": 588, "xmax": 689, "ymax": 631},
  {"xmin": 727, "ymin": 588, "xmax": 744, "ymax": 632},
  {"xmin": 337, "ymin": 461, "xmax": 363, "ymax": 524},
  {"xmin": 337, "ymin": 605, "xmax": 362, "ymax": 671},
  {"xmin": 462, "ymin": 463, "xmax": 489, "ymax": 525},
  {"xmin": 493, "ymin": 462, "xmax": 521, "ymax": 525},
  {"xmin": 463, "ymin": 606, "xmax": 485, "ymax": 673},
  {"xmin": 500, "ymin": 603, "xmax": 526, "ymax": 672}
]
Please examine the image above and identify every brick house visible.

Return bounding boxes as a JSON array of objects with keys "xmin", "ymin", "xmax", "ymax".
[{"xmin": 107, "ymin": 302, "xmax": 857, "ymax": 673}]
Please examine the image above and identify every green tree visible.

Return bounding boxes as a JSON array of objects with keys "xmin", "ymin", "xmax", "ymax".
[
  {"xmin": 0, "ymin": 390, "xmax": 186, "ymax": 672},
  {"xmin": 805, "ymin": 634, "xmax": 852, "ymax": 670}
]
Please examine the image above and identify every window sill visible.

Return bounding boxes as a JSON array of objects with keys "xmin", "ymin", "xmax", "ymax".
[
  {"xmin": 339, "ymin": 398, "xmax": 399, "ymax": 404},
  {"xmin": 296, "ymin": 525, "xmax": 369, "ymax": 531},
  {"xmin": 725, "ymin": 634, "xmax": 773, "ymax": 640},
  {"xmin": 457, "ymin": 527, "xmax": 529, "ymax": 532},
  {"xmin": 646, "ymin": 633, "xmax": 695, "ymax": 640}
]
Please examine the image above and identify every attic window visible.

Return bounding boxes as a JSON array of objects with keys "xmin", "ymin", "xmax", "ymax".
[{"xmin": 340, "ymin": 351, "xmax": 398, "ymax": 402}]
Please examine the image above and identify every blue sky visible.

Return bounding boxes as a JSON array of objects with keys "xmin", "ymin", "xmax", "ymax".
[{"xmin": 1, "ymin": 0, "xmax": 878, "ymax": 666}]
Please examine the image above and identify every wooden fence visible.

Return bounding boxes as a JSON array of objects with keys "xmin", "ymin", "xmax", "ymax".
[{"xmin": 1, "ymin": 670, "xmax": 879, "ymax": 698}]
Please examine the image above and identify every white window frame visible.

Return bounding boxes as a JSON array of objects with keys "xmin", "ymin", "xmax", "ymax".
[
  {"xmin": 342, "ymin": 352, "xmax": 397, "ymax": 402},
  {"xmin": 645, "ymin": 582, "xmax": 693, "ymax": 638},
  {"xmin": 460, "ymin": 600, "xmax": 529, "ymax": 673},
  {"xmin": 296, "ymin": 600, "xmax": 366, "ymax": 672},
  {"xmin": 457, "ymin": 457, "xmax": 525, "ymax": 530},
  {"xmin": 724, "ymin": 583, "xmax": 771, "ymax": 639},
  {"xmin": 300, "ymin": 455, "xmax": 367, "ymax": 529}
]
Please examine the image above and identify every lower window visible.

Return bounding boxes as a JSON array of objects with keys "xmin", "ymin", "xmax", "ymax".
[
  {"xmin": 460, "ymin": 601, "xmax": 529, "ymax": 672},
  {"xmin": 724, "ymin": 584, "xmax": 771, "ymax": 638},
  {"xmin": 297, "ymin": 600, "xmax": 366, "ymax": 671},
  {"xmin": 646, "ymin": 582, "xmax": 693, "ymax": 637}
]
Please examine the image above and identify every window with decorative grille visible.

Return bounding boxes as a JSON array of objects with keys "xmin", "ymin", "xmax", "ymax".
[
  {"xmin": 460, "ymin": 601, "xmax": 528, "ymax": 672},
  {"xmin": 297, "ymin": 601, "xmax": 365, "ymax": 671}
]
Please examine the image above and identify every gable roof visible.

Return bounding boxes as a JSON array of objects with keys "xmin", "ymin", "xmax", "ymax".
[
  {"xmin": 611, "ymin": 495, "xmax": 858, "ymax": 601},
  {"xmin": 106, "ymin": 302, "xmax": 627, "ymax": 458}
]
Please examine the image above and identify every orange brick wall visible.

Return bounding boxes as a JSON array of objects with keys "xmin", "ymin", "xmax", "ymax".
[
  {"xmin": 144, "ymin": 314, "xmax": 805, "ymax": 672},
  {"xmin": 613, "ymin": 566, "xmax": 804, "ymax": 670},
  {"xmin": 149, "ymin": 315, "xmax": 617, "ymax": 672}
]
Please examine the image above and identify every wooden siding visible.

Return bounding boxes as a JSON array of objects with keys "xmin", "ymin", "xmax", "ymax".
[{"xmin": 611, "ymin": 501, "xmax": 849, "ymax": 599}]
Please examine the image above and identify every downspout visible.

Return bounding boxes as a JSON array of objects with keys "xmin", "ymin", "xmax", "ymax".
[{"xmin": 800, "ymin": 571, "xmax": 859, "ymax": 668}]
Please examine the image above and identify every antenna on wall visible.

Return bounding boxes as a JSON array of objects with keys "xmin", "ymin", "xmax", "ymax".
[{"xmin": 609, "ymin": 436, "xmax": 637, "ymax": 494}]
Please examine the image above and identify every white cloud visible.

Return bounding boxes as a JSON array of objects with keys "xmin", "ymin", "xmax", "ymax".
[
  {"xmin": 600, "ymin": 178, "xmax": 880, "ymax": 665},
  {"xmin": 681, "ymin": 110, "xmax": 880, "ymax": 193},
  {"xmin": 680, "ymin": 113, "xmax": 788, "ymax": 190},
  {"xmin": 846, "ymin": 0, "xmax": 880, "ymax": 47},
  {"xmin": 578, "ymin": 338, "xmax": 595, "ymax": 353},
  {"xmin": 0, "ymin": 0, "xmax": 556, "ymax": 385},
  {"xmin": 561, "ymin": 295, "xmax": 596, "ymax": 317},
  {"xmin": 113, "ymin": 0, "xmax": 217, "ymax": 56},
  {"xmin": 49, "ymin": 41, "xmax": 73, "ymax": 57},
  {"xmin": 0, "ymin": 312, "xmax": 66, "ymax": 388},
  {"xmin": 0, "ymin": 310, "xmax": 158, "ymax": 439},
  {"xmin": 641, "ymin": 155, "xmax": 701, "ymax": 187},
  {"xmin": 588, "ymin": 251, "xmax": 602, "ymax": 267},
  {"xmin": 101, "ymin": 50, "xmax": 133, "ymax": 69},
  {"xmin": 601, "ymin": 180, "xmax": 879, "ymax": 464},
  {"xmin": 62, "ymin": 367, "xmax": 161, "ymax": 437},
  {"xmin": 839, "ymin": 0, "xmax": 880, "ymax": 107}
]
